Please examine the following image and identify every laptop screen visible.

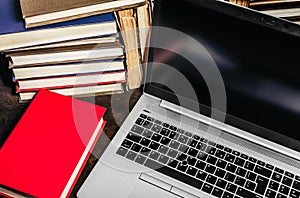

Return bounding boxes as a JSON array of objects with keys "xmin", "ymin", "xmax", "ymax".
[{"xmin": 145, "ymin": 0, "xmax": 300, "ymax": 151}]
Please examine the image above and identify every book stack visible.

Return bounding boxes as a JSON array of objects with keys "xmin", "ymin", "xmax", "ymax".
[
  {"xmin": 0, "ymin": 89, "xmax": 107, "ymax": 197},
  {"xmin": 229, "ymin": 0, "xmax": 300, "ymax": 24},
  {"xmin": 0, "ymin": 0, "xmax": 151, "ymax": 102}
]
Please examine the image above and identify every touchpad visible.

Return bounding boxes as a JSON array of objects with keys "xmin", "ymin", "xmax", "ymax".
[{"xmin": 127, "ymin": 175, "xmax": 179, "ymax": 198}]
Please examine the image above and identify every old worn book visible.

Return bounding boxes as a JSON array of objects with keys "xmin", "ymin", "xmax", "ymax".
[
  {"xmin": 229, "ymin": 0, "xmax": 250, "ymax": 6},
  {"xmin": 16, "ymin": 71, "xmax": 126, "ymax": 92},
  {"xmin": 0, "ymin": 0, "xmax": 117, "ymax": 51},
  {"xmin": 19, "ymin": 83, "xmax": 124, "ymax": 101},
  {"xmin": 20, "ymin": 0, "xmax": 146, "ymax": 28},
  {"xmin": 7, "ymin": 42, "xmax": 124, "ymax": 67},
  {"xmin": 13, "ymin": 59, "xmax": 124, "ymax": 80}
]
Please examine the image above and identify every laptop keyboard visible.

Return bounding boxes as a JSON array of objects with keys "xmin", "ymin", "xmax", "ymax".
[{"xmin": 116, "ymin": 113, "xmax": 300, "ymax": 198}]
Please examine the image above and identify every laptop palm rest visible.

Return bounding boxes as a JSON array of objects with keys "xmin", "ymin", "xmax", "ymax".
[{"xmin": 129, "ymin": 173, "xmax": 199, "ymax": 198}]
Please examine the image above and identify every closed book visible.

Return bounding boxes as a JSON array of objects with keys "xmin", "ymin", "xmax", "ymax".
[
  {"xmin": 18, "ymin": 83, "xmax": 124, "ymax": 102},
  {"xmin": 13, "ymin": 59, "xmax": 125, "ymax": 80},
  {"xmin": 0, "ymin": 0, "xmax": 117, "ymax": 51},
  {"xmin": 7, "ymin": 42, "xmax": 124, "ymax": 67},
  {"xmin": 0, "ymin": 89, "xmax": 106, "ymax": 198},
  {"xmin": 20, "ymin": 0, "xmax": 146, "ymax": 28},
  {"xmin": 16, "ymin": 71, "xmax": 126, "ymax": 92}
]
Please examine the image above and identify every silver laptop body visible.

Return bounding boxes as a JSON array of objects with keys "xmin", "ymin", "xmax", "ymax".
[{"xmin": 78, "ymin": 0, "xmax": 300, "ymax": 197}]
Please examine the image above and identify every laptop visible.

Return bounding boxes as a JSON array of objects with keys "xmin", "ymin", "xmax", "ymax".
[{"xmin": 78, "ymin": 0, "xmax": 300, "ymax": 197}]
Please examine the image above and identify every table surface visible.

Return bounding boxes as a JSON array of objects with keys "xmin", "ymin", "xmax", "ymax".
[{"xmin": 0, "ymin": 80, "xmax": 142, "ymax": 197}]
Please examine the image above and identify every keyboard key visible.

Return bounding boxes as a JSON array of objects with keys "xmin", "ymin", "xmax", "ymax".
[
  {"xmin": 237, "ymin": 187, "xmax": 263, "ymax": 198},
  {"xmin": 186, "ymin": 166, "xmax": 197, "ymax": 176},
  {"xmin": 139, "ymin": 114, "xmax": 147, "ymax": 119},
  {"xmin": 142, "ymin": 130, "xmax": 153, "ymax": 138},
  {"xmin": 255, "ymin": 176, "xmax": 268, "ymax": 195},
  {"xmin": 205, "ymin": 164, "xmax": 216, "ymax": 174},
  {"xmin": 279, "ymin": 185, "xmax": 289, "ymax": 195},
  {"xmin": 169, "ymin": 125, "xmax": 177, "ymax": 131},
  {"xmin": 192, "ymin": 134, "xmax": 200, "ymax": 140},
  {"xmin": 158, "ymin": 154, "xmax": 169, "ymax": 164},
  {"xmin": 225, "ymin": 153, "xmax": 235, "ymax": 163},
  {"xmin": 160, "ymin": 128, "xmax": 170, "ymax": 136},
  {"xmin": 257, "ymin": 160, "xmax": 265, "ymax": 167},
  {"xmin": 169, "ymin": 131, "xmax": 179, "ymax": 140},
  {"xmin": 216, "ymin": 144, "xmax": 224, "ymax": 150},
  {"xmin": 224, "ymin": 147, "xmax": 232, "ymax": 153},
  {"xmin": 158, "ymin": 145, "xmax": 169, "ymax": 154},
  {"xmin": 282, "ymin": 176, "xmax": 293, "ymax": 186},
  {"xmin": 265, "ymin": 189, "xmax": 276, "ymax": 198},
  {"xmin": 215, "ymin": 168, "xmax": 226, "ymax": 178},
  {"xmin": 277, "ymin": 193, "xmax": 287, "ymax": 198},
  {"xmin": 140, "ymin": 137, "xmax": 151, "ymax": 147},
  {"xmin": 208, "ymin": 141, "xmax": 216, "ymax": 146},
  {"xmin": 207, "ymin": 155, "xmax": 217, "ymax": 165},
  {"xmin": 168, "ymin": 159, "xmax": 179, "ymax": 168},
  {"xmin": 206, "ymin": 146, "xmax": 216, "ymax": 155},
  {"xmin": 212, "ymin": 187, "xmax": 223, "ymax": 198},
  {"xmin": 249, "ymin": 157, "xmax": 257, "ymax": 163},
  {"xmin": 144, "ymin": 159, "xmax": 203, "ymax": 189},
  {"xmin": 216, "ymin": 159, "xmax": 227, "ymax": 169},
  {"xmin": 268, "ymin": 181, "xmax": 279, "ymax": 191},
  {"xmin": 160, "ymin": 137, "xmax": 171, "ymax": 145},
  {"xmin": 127, "ymin": 132, "xmax": 142, "ymax": 143},
  {"xmin": 272, "ymin": 172, "xmax": 283, "ymax": 182},
  {"xmin": 135, "ymin": 118, "xmax": 144, "ymax": 125},
  {"xmin": 202, "ymin": 183, "xmax": 213, "ymax": 194},
  {"xmin": 177, "ymin": 162, "xmax": 188, "ymax": 172},
  {"xmin": 206, "ymin": 174, "xmax": 217, "ymax": 185},
  {"xmin": 151, "ymin": 133, "xmax": 162, "ymax": 142},
  {"xmin": 216, "ymin": 178, "xmax": 227, "ymax": 189},
  {"xmin": 154, "ymin": 119, "xmax": 162, "ymax": 125},
  {"xmin": 151, "ymin": 124, "xmax": 162, "ymax": 133},
  {"xmin": 197, "ymin": 152, "xmax": 208, "ymax": 161},
  {"xmin": 246, "ymin": 171, "xmax": 257, "ymax": 181},
  {"xmin": 149, "ymin": 141, "xmax": 160, "ymax": 150},
  {"xmin": 275, "ymin": 167, "xmax": 284, "ymax": 174},
  {"xmin": 116, "ymin": 147, "xmax": 128, "ymax": 157},
  {"xmin": 178, "ymin": 144, "xmax": 189, "ymax": 153},
  {"xmin": 227, "ymin": 183, "xmax": 238, "ymax": 193},
  {"xmin": 121, "ymin": 139, "xmax": 133, "ymax": 149},
  {"xmin": 195, "ymin": 160, "xmax": 206, "ymax": 170},
  {"xmin": 135, "ymin": 154, "xmax": 147, "ymax": 165},
  {"xmin": 244, "ymin": 161, "xmax": 255, "ymax": 171},
  {"xmin": 223, "ymin": 191, "xmax": 234, "ymax": 198},
  {"xmin": 234, "ymin": 157, "xmax": 245, "ymax": 167},
  {"xmin": 169, "ymin": 140, "xmax": 180, "ymax": 149},
  {"xmin": 188, "ymin": 147, "xmax": 198, "ymax": 157},
  {"xmin": 140, "ymin": 147, "xmax": 151, "ymax": 156},
  {"xmin": 167, "ymin": 149, "xmax": 178, "ymax": 158},
  {"xmin": 215, "ymin": 150, "xmax": 226, "ymax": 159},
  {"xmin": 177, "ymin": 128, "xmax": 184, "ymax": 134},
  {"xmin": 187, "ymin": 139, "xmax": 198, "ymax": 147},
  {"xmin": 285, "ymin": 171, "xmax": 294, "ymax": 178},
  {"xmin": 226, "ymin": 164, "xmax": 237, "ymax": 173},
  {"xmin": 266, "ymin": 164, "xmax": 274, "ymax": 170},
  {"xmin": 235, "ymin": 176, "xmax": 246, "ymax": 187},
  {"xmin": 131, "ymin": 143, "xmax": 142, "ymax": 152},
  {"xmin": 240, "ymin": 154, "xmax": 249, "ymax": 160},
  {"xmin": 184, "ymin": 131, "xmax": 193, "ymax": 137},
  {"xmin": 293, "ymin": 180, "xmax": 300, "ymax": 191},
  {"xmin": 225, "ymin": 172, "xmax": 236, "ymax": 182},
  {"xmin": 290, "ymin": 189, "xmax": 300, "ymax": 198},
  {"xmin": 200, "ymin": 137, "xmax": 208, "ymax": 143},
  {"xmin": 232, "ymin": 150, "xmax": 240, "ymax": 156},
  {"xmin": 131, "ymin": 125, "xmax": 144, "ymax": 134},
  {"xmin": 196, "ymin": 171, "xmax": 208, "ymax": 181},
  {"xmin": 177, "ymin": 152, "xmax": 187, "ymax": 161},
  {"xmin": 147, "ymin": 117, "xmax": 154, "ymax": 122},
  {"xmin": 178, "ymin": 135, "xmax": 188, "ymax": 144},
  {"xmin": 186, "ymin": 156, "xmax": 197, "ymax": 166},
  {"xmin": 126, "ymin": 151, "xmax": 137, "ymax": 161},
  {"xmin": 162, "ymin": 123, "xmax": 169, "ymax": 128},
  {"xmin": 143, "ymin": 121, "xmax": 153, "ymax": 129},
  {"xmin": 296, "ymin": 175, "xmax": 300, "ymax": 181},
  {"xmin": 254, "ymin": 165, "xmax": 272, "ymax": 178},
  {"xmin": 149, "ymin": 151, "xmax": 160, "ymax": 160},
  {"xmin": 245, "ymin": 181, "xmax": 256, "ymax": 191},
  {"xmin": 236, "ymin": 167, "xmax": 247, "ymax": 177}
]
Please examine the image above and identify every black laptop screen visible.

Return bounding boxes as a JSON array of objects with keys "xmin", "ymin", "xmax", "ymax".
[{"xmin": 145, "ymin": 0, "xmax": 300, "ymax": 150}]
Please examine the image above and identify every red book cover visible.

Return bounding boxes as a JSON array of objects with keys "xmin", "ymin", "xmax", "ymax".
[{"xmin": 0, "ymin": 89, "xmax": 106, "ymax": 197}]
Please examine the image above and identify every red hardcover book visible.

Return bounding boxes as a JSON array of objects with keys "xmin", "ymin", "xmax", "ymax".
[{"xmin": 0, "ymin": 89, "xmax": 106, "ymax": 198}]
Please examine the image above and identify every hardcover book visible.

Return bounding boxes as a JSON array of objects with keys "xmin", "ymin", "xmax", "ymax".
[{"xmin": 0, "ymin": 89, "xmax": 107, "ymax": 197}]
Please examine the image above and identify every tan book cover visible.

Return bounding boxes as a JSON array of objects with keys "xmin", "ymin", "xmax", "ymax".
[{"xmin": 20, "ymin": 0, "xmax": 146, "ymax": 28}]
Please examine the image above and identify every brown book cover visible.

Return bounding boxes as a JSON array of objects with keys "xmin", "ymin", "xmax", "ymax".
[{"xmin": 20, "ymin": 0, "xmax": 146, "ymax": 28}]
